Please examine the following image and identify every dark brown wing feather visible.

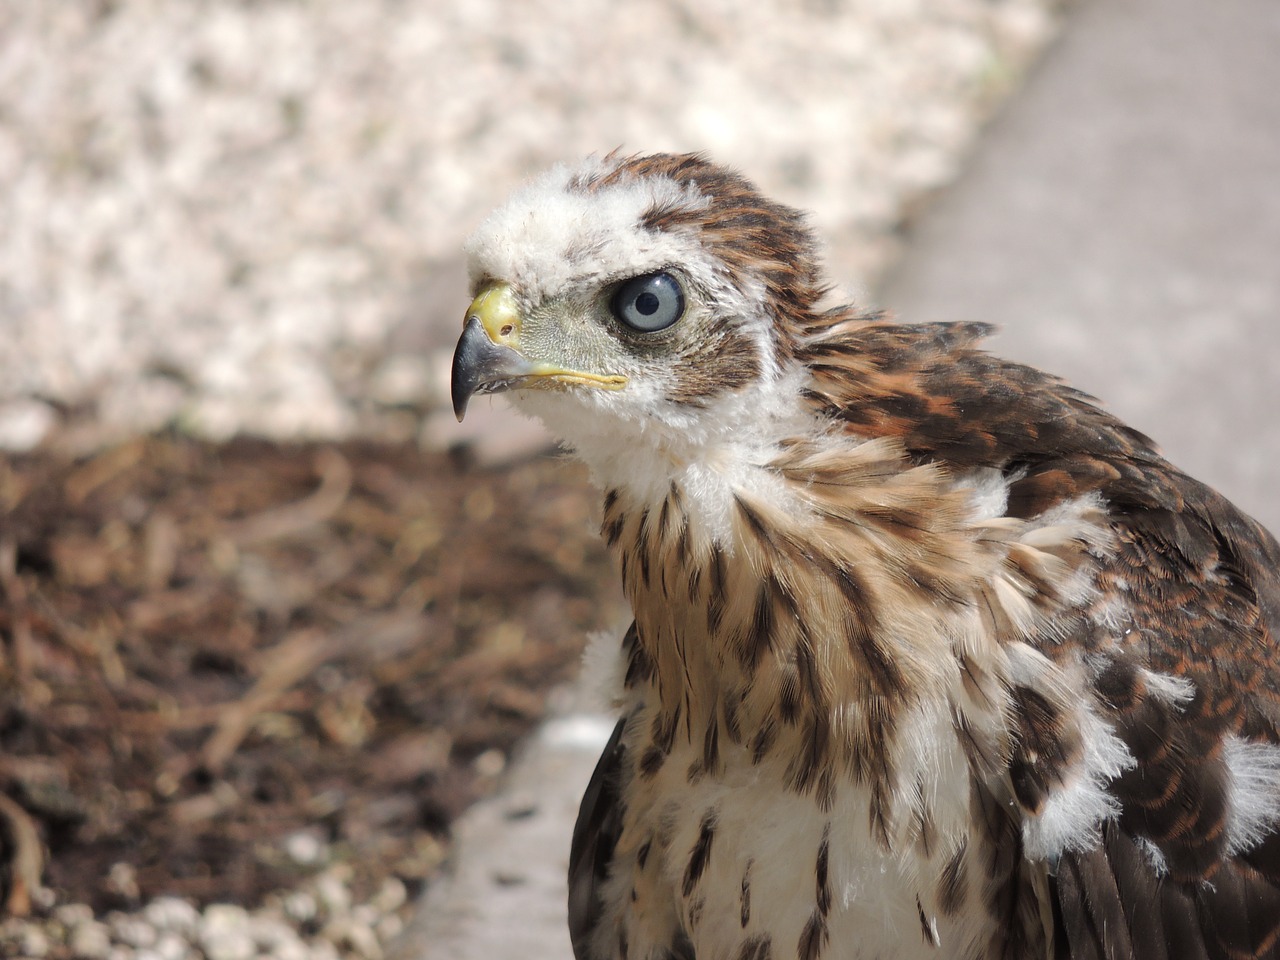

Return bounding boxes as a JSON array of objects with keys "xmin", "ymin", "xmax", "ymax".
[
  {"xmin": 569, "ymin": 714, "xmax": 627, "ymax": 960},
  {"xmin": 801, "ymin": 317, "xmax": 1280, "ymax": 959}
]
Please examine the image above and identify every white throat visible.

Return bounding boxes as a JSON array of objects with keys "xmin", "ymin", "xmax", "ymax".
[{"xmin": 519, "ymin": 362, "xmax": 817, "ymax": 544}]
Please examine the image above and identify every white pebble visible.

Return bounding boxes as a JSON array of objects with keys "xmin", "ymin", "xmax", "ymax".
[
  {"xmin": 298, "ymin": 939, "xmax": 341, "ymax": 960},
  {"xmin": 313, "ymin": 872, "xmax": 351, "ymax": 917},
  {"xmin": 200, "ymin": 904, "xmax": 249, "ymax": 934},
  {"xmin": 0, "ymin": 399, "xmax": 56, "ymax": 452},
  {"xmin": 69, "ymin": 920, "xmax": 112, "ymax": 959},
  {"xmin": 20, "ymin": 925, "xmax": 50, "ymax": 957},
  {"xmin": 55, "ymin": 904, "xmax": 96, "ymax": 928},
  {"xmin": 199, "ymin": 905, "xmax": 254, "ymax": 960},
  {"xmin": 199, "ymin": 932, "xmax": 253, "ymax": 960},
  {"xmin": 368, "ymin": 877, "xmax": 407, "ymax": 914},
  {"xmin": 152, "ymin": 932, "xmax": 191, "ymax": 960},
  {"xmin": 472, "ymin": 748, "xmax": 505, "ymax": 778},
  {"xmin": 268, "ymin": 939, "xmax": 312, "ymax": 960},
  {"xmin": 280, "ymin": 891, "xmax": 317, "ymax": 924},
  {"xmin": 143, "ymin": 898, "xmax": 200, "ymax": 937},
  {"xmin": 109, "ymin": 915, "xmax": 157, "ymax": 949},
  {"xmin": 283, "ymin": 830, "xmax": 327, "ymax": 867},
  {"xmin": 375, "ymin": 913, "xmax": 404, "ymax": 942},
  {"xmin": 246, "ymin": 914, "xmax": 297, "ymax": 950},
  {"xmin": 322, "ymin": 917, "xmax": 381, "ymax": 960}
]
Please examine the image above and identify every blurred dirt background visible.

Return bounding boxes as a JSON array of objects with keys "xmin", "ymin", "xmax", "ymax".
[
  {"xmin": 0, "ymin": 1, "xmax": 1059, "ymax": 956},
  {"xmin": 0, "ymin": 438, "xmax": 624, "ymax": 916}
]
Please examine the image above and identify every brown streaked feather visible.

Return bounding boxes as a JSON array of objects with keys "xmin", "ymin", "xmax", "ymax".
[
  {"xmin": 802, "ymin": 317, "xmax": 1280, "ymax": 958},
  {"xmin": 682, "ymin": 808, "xmax": 718, "ymax": 898},
  {"xmin": 797, "ymin": 911, "xmax": 829, "ymax": 960},
  {"xmin": 798, "ymin": 316, "xmax": 1280, "ymax": 960},
  {"xmin": 1006, "ymin": 682, "xmax": 1081, "ymax": 814},
  {"xmin": 735, "ymin": 935, "xmax": 773, "ymax": 960},
  {"xmin": 965, "ymin": 775, "xmax": 1054, "ymax": 960}
]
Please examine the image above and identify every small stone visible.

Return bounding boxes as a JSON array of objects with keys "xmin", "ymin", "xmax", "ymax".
[
  {"xmin": 302, "ymin": 940, "xmax": 341, "ymax": 960},
  {"xmin": 55, "ymin": 903, "xmax": 95, "ymax": 928},
  {"xmin": 106, "ymin": 863, "xmax": 141, "ymax": 902},
  {"xmin": 246, "ymin": 914, "xmax": 295, "ymax": 950},
  {"xmin": 375, "ymin": 913, "xmax": 404, "ymax": 942},
  {"xmin": 200, "ymin": 904, "xmax": 249, "ymax": 934},
  {"xmin": 283, "ymin": 830, "xmax": 326, "ymax": 867},
  {"xmin": 280, "ymin": 891, "xmax": 317, "ymax": 924},
  {"xmin": 69, "ymin": 920, "xmax": 112, "ymax": 959},
  {"xmin": 313, "ymin": 871, "xmax": 351, "ymax": 918},
  {"xmin": 268, "ymin": 939, "xmax": 311, "ymax": 960},
  {"xmin": 321, "ymin": 917, "xmax": 381, "ymax": 960},
  {"xmin": 472, "ymin": 748, "xmax": 505, "ymax": 778},
  {"xmin": 368, "ymin": 877, "xmax": 407, "ymax": 914},
  {"xmin": 31, "ymin": 887, "xmax": 57, "ymax": 911},
  {"xmin": 151, "ymin": 932, "xmax": 191, "ymax": 960},
  {"xmin": 109, "ymin": 915, "xmax": 157, "ymax": 949},
  {"xmin": 0, "ymin": 399, "xmax": 56, "ymax": 451},
  {"xmin": 198, "ymin": 905, "xmax": 253, "ymax": 960},
  {"xmin": 19, "ymin": 925, "xmax": 50, "ymax": 957},
  {"xmin": 199, "ymin": 932, "xmax": 253, "ymax": 960},
  {"xmin": 143, "ymin": 897, "xmax": 199, "ymax": 937}
]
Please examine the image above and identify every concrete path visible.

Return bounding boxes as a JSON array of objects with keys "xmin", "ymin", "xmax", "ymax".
[
  {"xmin": 388, "ymin": 701, "xmax": 616, "ymax": 960},
  {"xmin": 397, "ymin": 0, "xmax": 1280, "ymax": 955},
  {"xmin": 879, "ymin": 0, "xmax": 1280, "ymax": 534}
]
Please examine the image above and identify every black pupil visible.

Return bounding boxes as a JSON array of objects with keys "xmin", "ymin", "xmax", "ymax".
[{"xmin": 635, "ymin": 291, "xmax": 660, "ymax": 316}]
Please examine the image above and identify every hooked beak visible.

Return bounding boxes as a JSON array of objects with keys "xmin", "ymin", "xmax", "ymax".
[{"xmin": 450, "ymin": 281, "xmax": 628, "ymax": 421}]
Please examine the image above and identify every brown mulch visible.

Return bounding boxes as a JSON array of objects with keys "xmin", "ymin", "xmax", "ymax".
[{"xmin": 0, "ymin": 434, "xmax": 625, "ymax": 916}]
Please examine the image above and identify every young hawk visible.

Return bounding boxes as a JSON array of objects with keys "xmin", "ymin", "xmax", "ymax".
[{"xmin": 450, "ymin": 153, "xmax": 1280, "ymax": 960}]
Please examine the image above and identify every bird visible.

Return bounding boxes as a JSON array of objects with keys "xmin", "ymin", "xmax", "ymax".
[{"xmin": 449, "ymin": 152, "xmax": 1280, "ymax": 960}]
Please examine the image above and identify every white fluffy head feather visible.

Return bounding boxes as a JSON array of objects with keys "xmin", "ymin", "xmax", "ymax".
[{"xmin": 461, "ymin": 153, "xmax": 826, "ymax": 504}]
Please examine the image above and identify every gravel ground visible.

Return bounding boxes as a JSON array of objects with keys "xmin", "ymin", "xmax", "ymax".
[
  {"xmin": 1, "ymin": 0, "xmax": 1057, "ymax": 455},
  {"xmin": 1, "ymin": 875, "xmax": 409, "ymax": 960},
  {"xmin": 0, "ymin": 436, "xmax": 622, "ymax": 960}
]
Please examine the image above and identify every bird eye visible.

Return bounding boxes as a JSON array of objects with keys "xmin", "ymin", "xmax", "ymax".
[{"xmin": 610, "ymin": 271, "xmax": 685, "ymax": 333}]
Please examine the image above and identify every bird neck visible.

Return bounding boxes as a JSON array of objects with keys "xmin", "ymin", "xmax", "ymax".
[{"xmin": 567, "ymin": 366, "xmax": 818, "ymax": 535}]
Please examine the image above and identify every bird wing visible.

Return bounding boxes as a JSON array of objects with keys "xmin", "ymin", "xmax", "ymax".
[
  {"xmin": 1048, "ymin": 480, "xmax": 1280, "ymax": 960},
  {"xmin": 569, "ymin": 711, "xmax": 627, "ymax": 960},
  {"xmin": 570, "ymin": 621, "xmax": 695, "ymax": 960},
  {"xmin": 803, "ymin": 318, "xmax": 1280, "ymax": 959}
]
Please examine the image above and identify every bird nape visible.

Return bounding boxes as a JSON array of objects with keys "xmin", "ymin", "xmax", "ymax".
[{"xmin": 449, "ymin": 152, "xmax": 1280, "ymax": 960}]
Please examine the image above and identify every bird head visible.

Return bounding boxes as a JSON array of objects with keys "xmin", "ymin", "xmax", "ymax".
[{"xmin": 451, "ymin": 153, "xmax": 830, "ymax": 475}]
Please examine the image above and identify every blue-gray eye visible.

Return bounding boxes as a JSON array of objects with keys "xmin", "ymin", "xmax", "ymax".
[{"xmin": 611, "ymin": 271, "xmax": 684, "ymax": 333}]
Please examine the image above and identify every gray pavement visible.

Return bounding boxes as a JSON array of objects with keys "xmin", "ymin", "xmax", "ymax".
[
  {"xmin": 389, "ymin": 697, "xmax": 616, "ymax": 960},
  {"xmin": 398, "ymin": 0, "xmax": 1280, "ymax": 955},
  {"xmin": 878, "ymin": 0, "xmax": 1280, "ymax": 534}
]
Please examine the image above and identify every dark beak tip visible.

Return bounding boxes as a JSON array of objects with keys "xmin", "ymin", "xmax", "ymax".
[
  {"xmin": 450, "ymin": 318, "xmax": 483, "ymax": 422},
  {"xmin": 452, "ymin": 314, "xmax": 529, "ymax": 423}
]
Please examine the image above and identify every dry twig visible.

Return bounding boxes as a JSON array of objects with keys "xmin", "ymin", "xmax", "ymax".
[{"xmin": 227, "ymin": 447, "xmax": 353, "ymax": 546}]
